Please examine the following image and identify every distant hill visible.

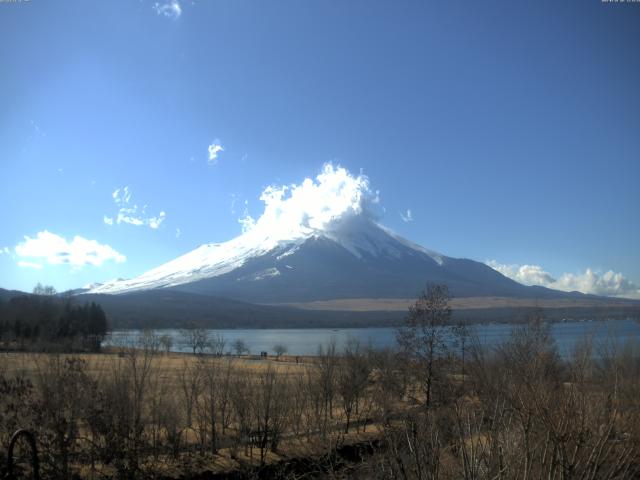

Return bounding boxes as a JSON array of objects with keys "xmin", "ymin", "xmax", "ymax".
[
  {"xmin": 63, "ymin": 290, "xmax": 640, "ymax": 329},
  {"xmin": 2, "ymin": 288, "xmax": 639, "ymax": 329},
  {"xmin": 0, "ymin": 288, "xmax": 30, "ymax": 302}
]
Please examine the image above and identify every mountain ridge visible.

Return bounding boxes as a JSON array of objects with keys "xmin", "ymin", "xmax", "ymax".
[{"xmin": 86, "ymin": 217, "xmax": 616, "ymax": 304}]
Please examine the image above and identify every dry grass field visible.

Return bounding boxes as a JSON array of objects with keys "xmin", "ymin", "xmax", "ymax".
[
  {"xmin": 0, "ymin": 350, "xmax": 309, "ymax": 381},
  {"xmin": 0, "ymin": 346, "xmax": 390, "ymax": 479},
  {"xmin": 2, "ymin": 320, "xmax": 640, "ymax": 479},
  {"xmin": 277, "ymin": 296, "xmax": 640, "ymax": 311}
]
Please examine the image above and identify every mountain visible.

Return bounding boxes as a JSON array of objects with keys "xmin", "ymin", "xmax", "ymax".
[
  {"xmin": 4, "ymin": 205, "xmax": 639, "ymax": 329},
  {"xmin": 0, "ymin": 287, "xmax": 30, "ymax": 302},
  {"xmin": 89, "ymin": 216, "xmax": 586, "ymax": 303}
]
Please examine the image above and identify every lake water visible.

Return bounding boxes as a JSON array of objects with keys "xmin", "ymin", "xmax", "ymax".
[{"xmin": 106, "ymin": 318, "xmax": 640, "ymax": 358}]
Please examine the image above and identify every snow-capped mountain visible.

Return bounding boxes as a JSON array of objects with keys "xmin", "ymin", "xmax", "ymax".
[
  {"xmin": 88, "ymin": 216, "xmax": 565, "ymax": 303},
  {"xmin": 74, "ymin": 166, "xmax": 639, "ymax": 327}
]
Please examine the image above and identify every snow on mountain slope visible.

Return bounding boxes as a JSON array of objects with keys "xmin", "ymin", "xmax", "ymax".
[
  {"xmin": 90, "ymin": 230, "xmax": 296, "ymax": 294},
  {"xmin": 89, "ymin": 217, "xmax": 446, "ymax": 295},
  {"xmin": 90, "ymin": 163, "xmax": 451, "ymax": 296},
  {"xmin": 86, "ymin": 164, "xmax": 555, "ymax": 301}
]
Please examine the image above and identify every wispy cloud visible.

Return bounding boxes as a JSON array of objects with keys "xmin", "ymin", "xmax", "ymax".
[
  {"xmin": 106, "ymin": 187, "xmax": 166, "ymax": 230},
  {"xmin": 208, "ymin": 141, "xmax": 224, "ymax": 164},
  {"xmin": 399, "ymin": 209, "xmax": 413, "ymax": 223},
  {"xmin": 487, "ymin": 260, "xmax": 640, "ymax": 299},
  {"xmin": 15, "ymin": 231, "xmax": 126, "ymax": 269},
  {"xmin": 113, "ymin": 186, "xmax": 131, "ymax": 204},
  {"xmin": 154, "ymin": 0, "xmax": 182, "ymax": 19},
  {"xmin": 230, "ymin": 193, "xmax": 240, "ymax": 215},
  {"xmin": 238, "ymin": 199, "xmax": 256, "ymax": 233},
  {"xmin": 175, "ymin": 228, "xmax": 181, "ymax": 238},
  {"xmin": 0, "ymin": 246, "xmax": 9, "ymax": 255},
  {"xmin": 27, "ymin": 119, "xmax": 45, "ymax": 140},
  {"xmin": 148, "ymin": 212, "xmax": 166, "ymax": 229}
]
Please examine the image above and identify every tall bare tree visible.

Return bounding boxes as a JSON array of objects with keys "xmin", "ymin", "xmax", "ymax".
[
  {"xmin": 397, "ymin": 283, "xmax": 452, "ymax": 409},
  {"xmin": 337, "ymin": 339, "xmax": 370, "ymax": 433},
  {"xmin": 181, "ymin": 323, "xmax": 210, "ymax": 355}
]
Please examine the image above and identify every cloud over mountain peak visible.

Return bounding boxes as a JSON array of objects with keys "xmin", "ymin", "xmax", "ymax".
[{"xmin": 240, "ymin": 163, "xmax": 380, "ymax": 241}]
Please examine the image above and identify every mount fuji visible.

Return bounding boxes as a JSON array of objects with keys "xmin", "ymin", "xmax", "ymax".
[
  {"xmin": 77, "ymin": 164, "xmax": 639, "ymax": 327},
  {"xmin": 88, "ymin": 216, "xmax": 571, "ymax": 304}
]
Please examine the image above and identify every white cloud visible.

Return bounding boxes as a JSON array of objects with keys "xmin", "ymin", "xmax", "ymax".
[
  {"xmin": 107, "ymin": 187, "xmax": 166, "ymax": 230},
  {"xmin": 238, "ymin": 215, "xmax": 256, "ymax": 233},
  {"xmin": 240, "ymin": 162, "xmax": 379, "ymax": 238},
  {"xmin": 175, "ymin": 228, "xmax": 181, "ymax": 238},
  {"xmin": 148, "ymin": 211, "xmax": 166, "ymax": 230},
  {"xmin": 400, "ymin": 209, "xmax": 413, "ymax": 223},
  {"xmin": 487, "ymin": 260, "xmax": 640, "ymax": 299},
  {"xmin": 17, "ymin": 261, "xmax": 43, "ymax": 270},
  {"xmin": 553, "ymin": 269, "xmax": 640, "ymax": 299},
  {"xmin": 15, "ymin": 231, "xmax": 126, "ymax": 269},
  {"xmin": 238, "ymin": 200, "xmax": 255, "ymax": 233},
  {"xmin": 154, "ymin": 0, "xmax": 181, "ymax": 19},
  {"xmin": 208, "ymin": 142, "xmax": 224, "ymax": 164},
  {"xmin": 0, "ymin": 247, "xmax": 9, "ymax": 255},
  {"xmin": 486, "ymin": 261, "xmax": 557, "ymax": 286}
]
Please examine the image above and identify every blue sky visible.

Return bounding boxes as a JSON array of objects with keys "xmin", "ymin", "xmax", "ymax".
[{"xmin": 0, "ymin": 0, "xmax": 639, "ymax": 297}]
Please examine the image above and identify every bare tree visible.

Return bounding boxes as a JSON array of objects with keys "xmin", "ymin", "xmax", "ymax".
[
  {"xmin": 229, "ymin": 375, "xmax": 252, "ymax": 456},
  {"xmin": 397, "ymin": 283, "xmax": 452, "ymax": 409},
  {"xmin": 217, "ymin": 357, "xmax": 235, "ymax": 436},
  {"xmin": 127, "ymin": 338, "xmax": 157, "ymax": 475},
  {"xmin": 233, "ymin": 338, "xmax": 248, "ymax": 356},
  {"xmin": 337, "ymin": 339, "xmax": 370, "ymax": 433},
  {"xmin": 208, "ymin": 332, "xmax": 226, "ymax": 356},
  {"xmin": 178, "ymin": 359, "xmax": 202, "ymax": 430},
  {"xmin": 273, "ymin": 343, "xmax": 287, "ymax": 359},
  {"xmin": 370, "ymin": 348, "xmax": 406, "ymax": 427},
  {"xmin": 252, "ymin": 366, "xmax": 290, "ymax": 464},
  {"xmin": 32, "ymin": 283, "xmax": 57, "ymax": 296},
  {"xmin": 317, "ymin": 340, "xmax": 338, "ymax": 438},
  {"xmin": 194, "ymin": 354, "xmax": 233, "ymax": 454},
  {"xmin": 156, "ymin": 389, "xmax": 184, "ymax": 458},
  {"xmin": 33, "ymin": 355, "xmax": 89, "ymax": 478},
  {"xmin": 138, "ymin": 329, "xmax": 160, "ymax": 353},
  {"xmin": 159, "ymin": 334, "xmax": 173, "ymax": 354},
  {"xmin": 181, "ymin": 323, "xmax": 210, "ymax": 355}
]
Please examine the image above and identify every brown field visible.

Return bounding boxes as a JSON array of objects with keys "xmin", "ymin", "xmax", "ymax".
[
  {"xmin": 0, "ymin": 347, "xmax": 392, "ymax": 479},
  {"xmin": 1, "ymin": 321, "xmax": 639, "ymax": 479},
  {"xmin": 273, "ymin": 295, "xmax": 640, "ymax": 311},
  {"xmin": 0, "ymin": 350, "xmax": 309, "ymax": 377}
]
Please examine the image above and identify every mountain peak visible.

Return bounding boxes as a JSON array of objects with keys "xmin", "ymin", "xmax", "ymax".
[
  {"xmin": 87, "ymin": 218, "xmax": 445, "ymax": 296},
  {"xmin": 84, "ymin": 165, "xmax": 543, "ymax": 301}
]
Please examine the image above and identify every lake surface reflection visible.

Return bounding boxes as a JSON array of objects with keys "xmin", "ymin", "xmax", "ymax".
[{"xmin": 106, "ymin": 318, "xmax": 640, "ymax": 358}]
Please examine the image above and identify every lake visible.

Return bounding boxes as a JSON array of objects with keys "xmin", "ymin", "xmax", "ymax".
[{"xmin": 106, "ymin": 318, "xmax": 640, "ymax": 358}]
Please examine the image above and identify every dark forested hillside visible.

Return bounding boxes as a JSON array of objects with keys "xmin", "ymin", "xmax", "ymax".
[{"xmin": 0, "ymin": 289, "xmax": 108, "ymax": 351}]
